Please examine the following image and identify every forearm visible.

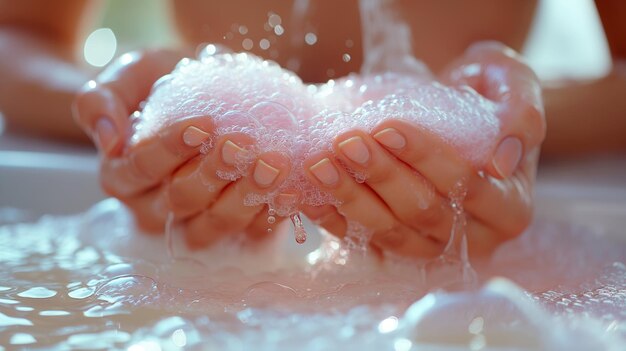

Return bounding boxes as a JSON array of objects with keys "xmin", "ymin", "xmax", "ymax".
[
  {"xmin": 0, "ymin": 28, "xmax": 93, "ymax": 141},
  {"xmin": 541, "ymin": 66, "xmax": 626, "ymax": 159}
]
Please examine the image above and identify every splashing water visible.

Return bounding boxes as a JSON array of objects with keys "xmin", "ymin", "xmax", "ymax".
[
  {"xmin": 358, "ymin": 0, "xmax": 429, "ymax": 75},
  {"xmin": 3, "ymin": 0, "xmax": 625, "ymax": 350},
  {"xmin": 0, "ymin": 198, "xmax": 625, "ymax": 350}
]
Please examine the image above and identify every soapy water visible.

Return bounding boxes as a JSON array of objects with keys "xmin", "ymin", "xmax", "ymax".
[
  {"xmin": 3, "ymin": 1, "xmax": 624, "ymax": 349},
  {"xmin": 0, "ymin": 199, "xmax": 625, "ymax": 350}
]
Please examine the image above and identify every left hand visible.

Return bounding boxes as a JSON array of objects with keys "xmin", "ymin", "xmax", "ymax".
[{"xmin": 301, "ymin": 42, "xmax": 546, "ymax": 259}]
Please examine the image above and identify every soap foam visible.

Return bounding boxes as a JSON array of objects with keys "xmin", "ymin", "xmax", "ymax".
[{"xmin": 136, "ymin": 52, "xmax": 500, "ymax": 216}]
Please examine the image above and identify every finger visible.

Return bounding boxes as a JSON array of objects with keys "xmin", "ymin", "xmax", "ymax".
[
  {"xmin": 372, "ymin": 120, "xmax": 532, "ymax": 237},
  {"xmin": 304, "ymin": 154, "xmax": 396, "ymax": 234},
  {"xmin": 440, "ymin": 41, "xmax": 545, "ymax": 179},
  {"xmin": 465, "ymin": 217, "xmax": 502, "ymax": 256},
  {"xmin": 183, "ymin": 152, "xmax": 291, "ymax": 249},
  {"xmin": 73, "ymin": 82, "xmax": 129, "ymax": 156},
  {"xmin": 441, "ymin": 41, "xmax": 541, "ymax": 109},
  {"xmin": 487, "ymin": 99, "xmax": 543, "ymax": 179},
  {"xmin": 72, "ymin": 50, "xmax": 185, "ymax": 156},
  {"xmin": 300, "ymin": 189, "xmax": 446, "ymax": 259},
  {"xmin": 372, "ymin": 120, "xmax": 474, "ymax": 194},
  {"xmin": 122, "ymin": 185, "xmax": 170, "ymax": 234},
  {"xmin": 101, "ymin": 115, "xmax": 215, "ymax": 198},
  {"xmin": 332, "ymin": 130, "xmax": 451, "ymax": 238},
  {"xmin": 168, "ymin": 134, "xmax": 255, "ymax": 219},
  {"xmin": 464, "ymin": 167, "xmax": 534, "ymax": 239},
  {"xmin": 97, "ymin": 49, "xmax": 185, "ymax": 114}
]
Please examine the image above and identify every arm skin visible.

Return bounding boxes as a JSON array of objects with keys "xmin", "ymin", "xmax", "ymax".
[
  {"xmin": 541, "ymin": 0, "xmax": 626, "ymax": 158},
  {"xmin": 0, "ymin": 0, "xmax": 99, "ymax": 141}
]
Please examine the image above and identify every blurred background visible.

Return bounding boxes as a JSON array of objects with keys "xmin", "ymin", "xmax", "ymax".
[{"xmin": 87, "ymin": 0, "xmax": 611, "ymax": 80}]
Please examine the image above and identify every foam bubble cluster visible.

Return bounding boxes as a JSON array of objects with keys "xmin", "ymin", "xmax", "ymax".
[{"xmin": 136, "ymin": 52, "xmax": 500, "ymax": 214}]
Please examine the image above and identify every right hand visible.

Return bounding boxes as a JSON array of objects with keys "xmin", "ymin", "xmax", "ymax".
[{"xmin": 73, "ymin": 48, "xmax": 291, "ymax": 248}]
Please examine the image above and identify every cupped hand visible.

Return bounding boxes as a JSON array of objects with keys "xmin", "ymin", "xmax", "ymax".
[
  {"xmin": 73, "ymin": 48, "xmax": 290, "ymax": 248},
  {"xmin": 301, "ymin": 42, "xmax": 546, "ymax": 259}
]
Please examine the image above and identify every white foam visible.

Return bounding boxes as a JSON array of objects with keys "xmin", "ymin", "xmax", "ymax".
[{"xmin": 136, "ymin": 52, "xmax": 500, "ymax": 214}]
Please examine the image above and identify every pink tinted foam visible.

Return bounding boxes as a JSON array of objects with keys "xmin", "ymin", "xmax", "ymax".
[{"xmin": 136, "ymin": 53, "xmax": 500, "ymax": 213}]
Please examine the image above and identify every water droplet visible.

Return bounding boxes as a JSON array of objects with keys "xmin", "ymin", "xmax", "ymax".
[
  {"xmin": 68, "ymin": 287, "xmax": 95, "ymax": 299},
  {"xmin": 268, "ymin": 208, "xmax": 276, "ymax": 216},
  {"xmin": 342, "ymin": 53, "xmax": 352, "ymax": 62},
  {"xmin": 305, "ymin": 32, "xmax": 318, "ymax": 45},
  {"xmin": 259, "ymin": 39, "xmax": 270, "ymax": 50},
  {"xmin": 291, "ymin": 213, "xmax": 307, "ymax": 244},
  {"xmin": 238, "ymin": 25, "xmax": 248, "ymax": 35},
  {"xmin": 267, "ymin": 216, "xmax": 276, "ymax": 224},
  {"xmin": 378, "ymin": 316, "xmax": 399, "ymax": 333},
  {"xmin": 10, "ymin": 333, "xmax": 36, "ymax": 345},
  {"xmin": 17, "ymin": 287, "xmax": 57, "ymax": 299},
  {"xmin": 274, "ymin": 25, "xmax": 285, "ymax": 36},
  {"xmin": 172, "ymin": 328, "xmax": 187, "ymax": 347},
  {"xmin": 242, "ymin": 38, "xmax": 254, "ymax": 50},
  {"xmin": 0, "ymin": 312, "xmax": 33, "ymax": 327},
  {"xmin": 39, "ymin": 310, "xmax": 71, "ymax": 317},
  {"xmin": 345, "ymin": 39, "xmax": 354, "ymax": 48},
  {"xmin": 268, "ymin": 14, "xmax": 282, "ymax": 27}
]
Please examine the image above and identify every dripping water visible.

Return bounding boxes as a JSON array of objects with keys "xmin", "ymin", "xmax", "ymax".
[
  {"xmin": 440, "ymin": 182, "xmax": 477, "ymax": 286},
  {"xmin": 290, "ymin": 212, "xmax": 308, "ymax": 244},
  {"xmin": 165, "ymin": 211, "xmax": 176, "ymax": 259}
]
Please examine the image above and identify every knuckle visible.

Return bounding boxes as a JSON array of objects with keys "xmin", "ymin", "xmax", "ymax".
[
  {"xmin": 127, "ymin": 151, "xmax": 161, "ymax": 185},
  {"xmin": 412, "ymin": 201, "xmax": 445, "ymax": 226},
  {"xmin": 400, "ymin": 147, "xmax": 427, "ymax": 169},
  {"xmin": 334, "ymin": 184, "xmax": 359, "ymax": 209},
  {"xmin": 365, "ymin": 166, "xmax": 392, "ymax": 184},
  {"xmin": 506, "ymin": 205, "xmax": 532, "ymax": 239},
  {"xmin": 166, "ymin": 185, "xmax": 193, "ymax": 218}
]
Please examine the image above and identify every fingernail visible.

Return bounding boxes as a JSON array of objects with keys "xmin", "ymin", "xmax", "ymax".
[
  {"xmin": 492, "ymin": 137, "xmax": 523, "ymax": 178},
  {"xmin": 222, "ymin": 140, "xmax": 245, "ymax": 165},
  {"xmin": 309, "ymin": 158, "xmax": 339, "ymax": 186},
  {"xmin": 373, "ymin": 128, "xmax": 406, "ymax": 150},
  {"xmin": 338, "ymin": 136, "xmax": 370, "ymax": 164},
  {"xmin": 94, "ymin": 117, "xmax": 118, "ymax": 154},
  {"xmin": 183, "ymin": 126, "xmax": 210, "ymax": 147},
  {"xmin": 253, "ymin": 159, "xmax": 280, "ymax": 188}
]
